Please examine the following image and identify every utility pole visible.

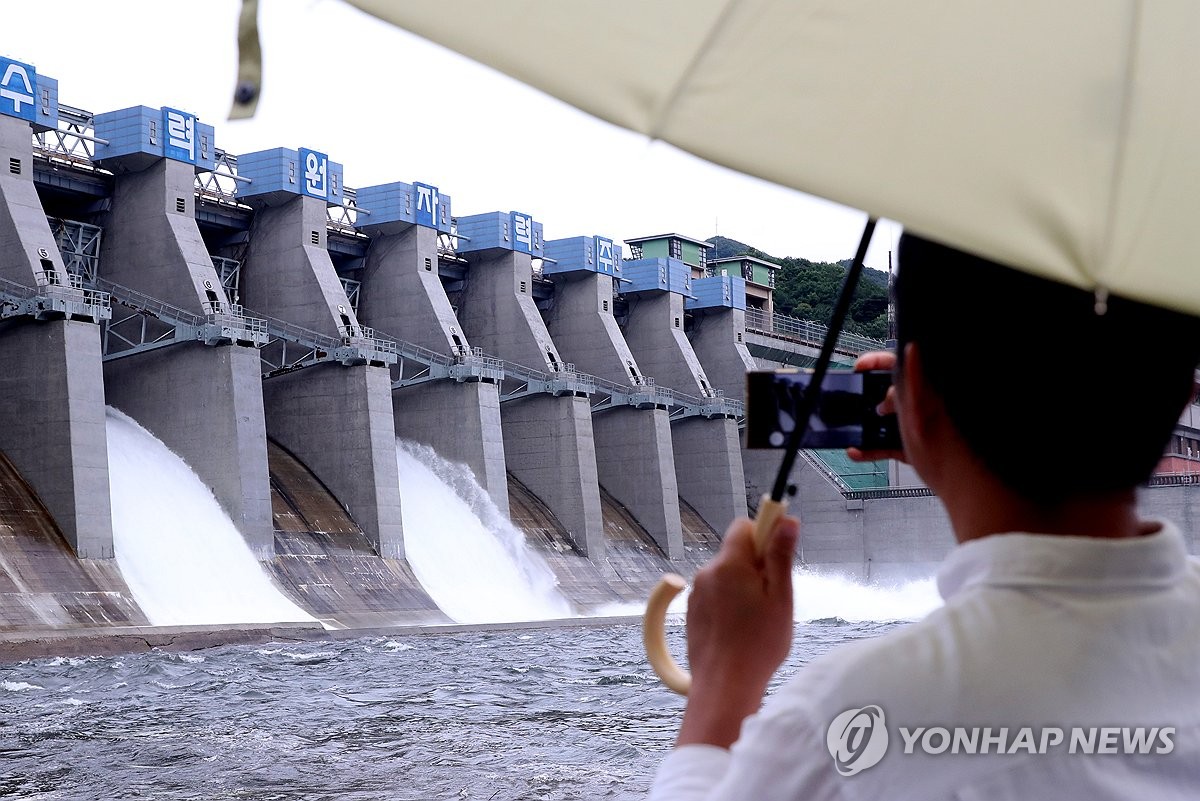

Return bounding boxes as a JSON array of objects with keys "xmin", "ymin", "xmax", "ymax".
[{"xmin": 886, "ymin": 250, "xmax": 897, "ymax": 345}]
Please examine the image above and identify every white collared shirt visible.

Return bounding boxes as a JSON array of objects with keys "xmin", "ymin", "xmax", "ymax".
[{"xmin": 648, "ymin": 522, "xmax": 1200, "ymax": 801}]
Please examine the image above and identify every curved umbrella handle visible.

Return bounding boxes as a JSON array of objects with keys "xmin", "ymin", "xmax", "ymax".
[
  {"xmin": 642, "ymin": 573, "xmax": 691, "ymax": 695},
  {"xmin": 642, "ymin": 496, "xmax": 789, "ymax": 695}
]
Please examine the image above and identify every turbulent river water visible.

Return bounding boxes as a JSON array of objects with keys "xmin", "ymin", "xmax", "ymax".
[
  {"xmin": 0, "ymin": 619, "xmax": 907, "ymax": 800},
  {"xmin": 0, "ymin": 407, "xmax": 933, "ymax": 798}
]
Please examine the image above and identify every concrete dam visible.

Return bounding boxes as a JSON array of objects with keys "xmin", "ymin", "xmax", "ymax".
[{"xmin": 3, "ymin": 54, "xmax": 1200, "ymax": 637}]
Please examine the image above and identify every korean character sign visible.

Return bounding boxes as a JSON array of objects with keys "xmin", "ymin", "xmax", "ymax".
[
  {"xmin": 595, "ymin": 237, "xmax": 616, "ymax": 276},
  {"xmin": 415, "ymin": 182, "xmax": 439, "ymax": 228},
  {"xmin": 162, "ymin": 107, "xmax": 197, "ymax": 164},
  {"xmin": 511, "ymin": 212, "xmax": 534, "ymax": 254},
  {"xmin": 0, "ymin": 57, "xmax": 36, "ymax": 122},
  {"xmin": 299, "ymin": 148, "xmax": 329, "ymax": 200}
]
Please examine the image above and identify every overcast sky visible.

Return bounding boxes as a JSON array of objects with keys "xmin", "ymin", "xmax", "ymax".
[{"xmin": 1, "ymin": 0, "xmax": 901, "ymax": 269}]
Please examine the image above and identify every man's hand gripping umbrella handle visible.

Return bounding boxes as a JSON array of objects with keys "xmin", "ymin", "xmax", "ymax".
[
  {"xmin": 642, "ymin": 495, "xmax": 788, "ymax": 695},
  {"xmin": 642, "ymin": 220, "xmax": 877, "ymax": 695}
]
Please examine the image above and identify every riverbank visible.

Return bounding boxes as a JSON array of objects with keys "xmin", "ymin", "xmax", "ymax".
[{"xmin": 0, "ymin": 614, "xmax": 648, "ymax": 664}]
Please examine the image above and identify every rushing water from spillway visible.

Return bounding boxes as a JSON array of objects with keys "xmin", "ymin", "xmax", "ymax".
[
  {"xmin": 0, "ymin": 620, "xmax": 911, "ymax": 800},
  {"xmin": 395, "ymin": 440, "xmax": 574, "ymax": 624},
  {"xmin": 99, "ymin": 406, "xmax": 939, "ymax": 629},
  {"xmin": 105, "ymin": 408, "xmax": 316, "ymax": 627}
]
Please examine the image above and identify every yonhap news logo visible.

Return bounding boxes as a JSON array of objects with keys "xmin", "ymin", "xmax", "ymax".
[
  {"xmin": 827, "ymin": 705, "xmax": 889, "ymax": 776},
  {"xmin": 826, "ymin": 705, "xmax": 1176, "ymax": 776}
]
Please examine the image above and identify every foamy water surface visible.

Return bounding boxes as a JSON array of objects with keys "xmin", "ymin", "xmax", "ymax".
[{"xmin": 0, "ymin": 620, "xmax": 909, "ymax": 800}]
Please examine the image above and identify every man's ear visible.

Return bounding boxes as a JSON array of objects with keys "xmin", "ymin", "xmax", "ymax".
[{"xmin": 898, "ymin": 342, "xmax": 945, "ymax": 447}]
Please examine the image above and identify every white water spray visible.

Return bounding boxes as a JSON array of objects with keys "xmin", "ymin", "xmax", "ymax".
[
  {"xmin": 395, "ymin": 440, "xmax": 572, "ymax": 624},
  {"xmin": 595, "ymin": 572, "xmax": 939, "ymax": 624},
  {"xmin": 106, "ymin": 408, "xmax": 316, "ymax": 627},
  {"xmin": 792, "ymin": 571, "xmax": 940, "ymax": 622}
]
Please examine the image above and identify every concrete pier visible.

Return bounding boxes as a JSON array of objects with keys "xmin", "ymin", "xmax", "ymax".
[
  {"xmin": 542, "ymin": 237, "xmax": 683, "ymax": 559},
  {"xmin": 0, "ymin": 320, "xmax": 112, "ymax": 558},
  {"xmin": 90, "ymin": 108, "xmax": 273, "ymax": 556},
  {"xmin": 354, "ymin": 181, "xmax": 509, "ymax": 516},
  {"xmin": 620, "ymin": 258, "xmax": 747, "ymax": 533},
  {"xmin": 454, "ymin": 212, "xmax": 605, "ymax": 559},
  {"xmin": 685, "ymin": 276, "xmax": 757, "ymax": 401},
  {"xmin": 0, "ymin": 116, "xmax": 69, "ymax": 289},
  {"xmin": 686, "ymin": 275, "xmax": 767, "ymax": 510},
  {"xmin": 235, "ymin": 148, "xmax": 404, "ymax": 559},
  {"xmin": 0, "ymin": 108, "xmax": 113, "ymax": 558}
]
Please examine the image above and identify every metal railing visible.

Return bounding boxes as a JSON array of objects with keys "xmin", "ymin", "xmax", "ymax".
[
  {"xmin": 387, "ymin": 340, "xmax": 505, "ymax": 388},
  {"xmin": 590, "ymin": 374, "xmax": 675, "ymax": 412},
  {"xmin": 32, "ymin": 104, "xmax": 104, "ymax": 169},
  {"xmin": 843, "ymin": 486, "xmax": 935, "ymax": 500},
  {"xmin": 1147, "ymin": 472, "xmax": 1200, "ymax": 488},
  {"xmin": 390, "ymin": 339, "xmax": 456, "ymax": 387},
  {"xmin": 52, "ymin": 272, "xmax": 110, "ymax": 310},
  {"xmin": 340, "ymin": 323, "xmax": 399, "ymax": 364},
  {"xmin": 96, "ymin": 278, "xmax": 267, "ymax": 360},
  {"xmin": 204, "ymin": 302, "xmax": 269, "ymax": 342},
  {"xmin": 805, "ymin": 468, "xmax": 1200, "ymax": 499},
  {"xmin": 0, "ymin": 274, "xmax": 111, "ymax": 324},
  {"xmin": 195, "ymin": 149, "xmax": 249, "ymax": 206},
  {"xmin": 451, "ymin": 347, "xmax": 504, "ymax": 383},
  {"xmin": 500, "ymin": 360, "xmax": 597, "ymax": 401},
  {"xmin": 100, "ymin": 278, "xmax": 209, "ymax": 330},
  {"xmin": 496, "ymin": 359, "xmax": 739, "ymax": 419},
  {"xmin": 669, "ymin": 386, "xmax": 744, "ymax": 421},
  {"xmin": 327, "ymin": 187, "xmax": 369, "ymax": 235},
  {"xmin": 744, "ymin": 307, "xmax": 885, "ymax": 356},
  {"xmin": 798, "ymin": 449, "xmax": 854, "ymax": 493},
  {"xmin": 247, "ymin": 310, "xmax": 398, "ymax": 376},
  {"xmin": 585, "ymin": 372, "xmax": 743, "ymax": 420}
]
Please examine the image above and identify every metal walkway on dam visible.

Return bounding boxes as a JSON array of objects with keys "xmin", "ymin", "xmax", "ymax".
[{"xmin": 3, "ymin": 53, "xmax": 1199, "ymax": 632}]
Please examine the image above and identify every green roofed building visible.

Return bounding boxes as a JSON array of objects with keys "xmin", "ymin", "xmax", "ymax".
[
  {"xmin": 623, "ymin": 233, "xmax": 712, "ymax": 278},
  {"xmin": 708, "ymin": 254, "xmax": 780, "ymax": 316}
]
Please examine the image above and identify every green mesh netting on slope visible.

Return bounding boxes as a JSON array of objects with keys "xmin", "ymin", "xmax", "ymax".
[{"xmin": 810, "ymin": 449, "xmax": 889, "ymax": 489}]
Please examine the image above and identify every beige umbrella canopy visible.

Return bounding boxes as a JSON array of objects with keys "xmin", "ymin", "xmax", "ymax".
[{"xmin": 334, "ymin": 0, "xmax": 1200, "ymax": 318}]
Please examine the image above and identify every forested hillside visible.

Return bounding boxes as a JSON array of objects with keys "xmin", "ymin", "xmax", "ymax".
[{"xmin": 707, "ymin": 236, "xmax": 890, "ymax": 340}]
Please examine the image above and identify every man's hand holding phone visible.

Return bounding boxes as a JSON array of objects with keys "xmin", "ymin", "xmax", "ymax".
[{"xmin": 847, "ymin": 350, "xmax": 907, "ymax": 464}]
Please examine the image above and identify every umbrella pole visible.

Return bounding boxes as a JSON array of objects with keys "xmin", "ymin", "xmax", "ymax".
[
  {"xmin": 644, "ymin": 218, "xmax": 878, "ymax": 696},
  {"xmin": 751, "ymin": 217, "xmax": 878, "ymax": 548}
]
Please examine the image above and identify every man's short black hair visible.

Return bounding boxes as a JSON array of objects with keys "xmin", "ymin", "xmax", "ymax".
[{"xmin": 896, "ymin": 232, "xmax": 1200, "ymax": 506}]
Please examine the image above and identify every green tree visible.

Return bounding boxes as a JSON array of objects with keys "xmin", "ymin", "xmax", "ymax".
[{"xmin": 706, "ymin": 237, "xmax": 889, "ymax": 340}]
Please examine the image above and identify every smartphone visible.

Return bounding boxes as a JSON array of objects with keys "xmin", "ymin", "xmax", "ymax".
[{"xmin": 745, "ymin": 368, "xmax": 901, "ymax": 451}]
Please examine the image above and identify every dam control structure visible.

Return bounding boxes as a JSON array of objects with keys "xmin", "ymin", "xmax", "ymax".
[{"xmin": 4, "ymin": 52, "xmax": 1200, "ymax": 632}]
